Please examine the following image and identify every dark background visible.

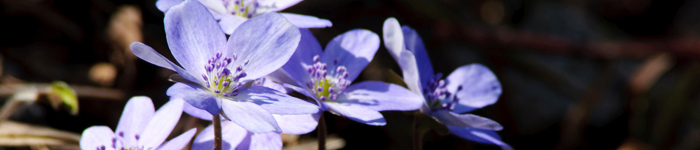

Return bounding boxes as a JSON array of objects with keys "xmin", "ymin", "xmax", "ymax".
[{"xmin": 1, "ymin": 0, "xmax": 699, "ymax": 149}]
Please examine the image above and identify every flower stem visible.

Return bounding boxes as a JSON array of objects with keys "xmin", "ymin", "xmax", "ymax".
[
  {"xmin": 413, "ymin": 115, "xmax": 424, "ymax": 150},
  {"xmin": 213, "ymin": 113, "xmax": 222, "ymax": 150},
  {"xmin": 318, "ymin": 113, "xmax": 327, "ymax": 150}
]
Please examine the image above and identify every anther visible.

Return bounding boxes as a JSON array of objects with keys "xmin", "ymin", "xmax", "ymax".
[{"xmin": 313, "ymin": 55, "xmax": 320, "ymax": 62}]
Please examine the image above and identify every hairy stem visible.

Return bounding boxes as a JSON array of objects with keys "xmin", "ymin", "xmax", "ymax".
[
  {"xmin": 318, "ymin": 113, "xmax": 327, "ymax": 150},
  {"xmin": 213, "ymin": 113, "xmax": 222, "ymax": 150},
  {"xmin": 413, "ymin": 115, "xmax": 424, "ymax": 150}
]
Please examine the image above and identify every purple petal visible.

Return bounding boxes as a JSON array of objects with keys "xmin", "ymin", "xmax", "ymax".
[
  {"xmin": 261, "ymin": 76, "xmax": 288, "ymax": 93},
  {"xmin": 226, "ymin": 13, "xmax": 300, "ymax": 82},
  {"xmin": 273, "ymin": 111, "xmax": 321, "ymax": 134},
  {"xmin": 130, "ymin": 42, "xmax": 201, "ymax": 85},
  {"xmin": 233, "ymin": 86, "xmax": 319, "ymax": 115},
  {"xmin": 167, "ymin": 83, "xmax": 222, "ymax": 115},
  {"xmin": 396, "ymin": 51, "xmax": 430, "ymax": 112},
  {"xmin": 248, "ymin": 132, "xmax": 282, "ymax": 150},
  {"xmin": 164, "ymin": 0, "xmax": 226, "ymax": 85},
  {"xmin": 192, "ymin": 122, "xmax": 249, "ymax": 150},
  {"xmin": 256, "ymin": 0, "xmax": 302, "ymax": 13},
  {"xmin": 221, "ymin": 100, "xmax": 282, "ymax": 133},
  {"xmin": 382, "ymin": 18, "xmax": 404, "ymax": 61},
  {"xmin": 382, "ymin": 19, "xmax": 424, "ymax": 95},
  {"xmin": 280, "ymin": 13, "xmax": 332, "ymax": 28},
  {"xmin": 80, "ymin": 126, "xmax": 115, "ymax": 150},
  {"xmin": 282, "ymin": 83, "xmax": 328, "ymax": 111},
  {"xmin": 335, "ymin": 81, "xmax": 423, "ymax": 111},
  {"xmin": 447, "ymin": 127, "xmax": 512, "ymax": 150},
  {"xmin": 431, "ymin": 110, "xmax": 502, "ymax": 130},
  {"xmin": 265, "ymin": 69, "xmax": 297, "ymax": 86},
  {"xmin": 324, "ymin": 102, "xmax": 386, "ymax": 126},
  {"xmin": 445, "ymin": 64, "xmax": 502, "ymax": 114},
  {"xmin": 115, "ymin": 96, "xmax": 155, "ymax": 146},
  {"xmin": 155, "ymin": 0, "xmax": 183, "ymax": 12},
  {"xmin": 219, "ymin": 14, "xmax": 248, "ymax": 35},
  {"xmin": 402, "ymin": 26, "xmax": 434, "ymax": 89},
  {"xmin": 198, "ymin": 0, "xmax": 228, "ymax": 14},
  {"xmin": 139, "ymin": 98, "xmax": 185, "ymax": 149},
  {"xmin": 321, "ymin": 29, "xmax": 380, "ymax": 83},
  {"xmin": 157, "ymin": 128, "xmax": 197, "ymax": 150},
  {"xmin": 178, "ymin": 98, "xmax": 214, "ymax": 120},
  {"xmin": 281, "ymin": 28, "xmax": 323, "ymax": 87}
]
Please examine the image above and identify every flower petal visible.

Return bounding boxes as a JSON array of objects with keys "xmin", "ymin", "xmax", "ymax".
[
  {"xmin": 80, "ymin": 126, "xmax": 116, "ymax": 150},
  {"xmin": 139, "ymin": 98, "xmax": 185, "ymax": 149},
  {"xmin": 325, "ymin": 102, "xmax": 386, "ymax": 126},
  {"xmin": 382, "ymin": 17, "xmax": 404, "ymax": 61},
  {"xmin": 233, "ymin": 86, "xmax": 318, "ymax": 115},
  {"xmin": 226, "ymin": 13, "xmax": 301, "ymax": 82},
  {"xmin": 178, "ymin": 98, "xmax": 214, "ymax": 120},
  {"xmin": 396, "ymin": 51, "xmax": 430, "ymax": 112},
  {"xmin": 282, "ymin": 28, "xmax": 323, "ymax": 88},
  {"xmin": 431, "ymin": 110, "xmax": 502, "ymax": 130},
  {"xmin": 115, "ymin": 96, "xmax": 155, "ymax": 146},
  {"xmin": 248, "ymin": 132, "xmax": 283, "ymax": 150},
  {"xmin": 445, "ymin": 64, "xmax": 502, "ymax": 114},
  {"xmin": 447, "ymin": 127, "xmax": 512, "ymax": 150},
  {"xmin": 282, "ymin": 83, "xmax": 328, "ymax": 111},
  {"xmin": 156, "ymin": 0, "xmax": 183, "ymax": 12},
  {"xmin": 167, "ymin": 83, "xmax": 222, "ymax": 115},
  {"xmin": 198, "ymin": 0, "xmax": 228, "ymax": 14},
  {"xmin": 402, "ymin": 26, "xmax": 434, "ymax": 89},
  {"xmin": 321, "ymin": 29, "xmax": 380, "ymax": 82},
  {"xmin": 130, "ymin": 42, "xmax": 201, "ymax": 85},
  {"xmin": 164, "ymin": 0, "xmax": 226, "ymax": 85},
  {"xmin": 273, "ymin": 111, "xmax": 321, "ymax": 134},
  {"xmin": 219, "ymin": 14, "xmax": 248, "ymax": 35},
  {"xmin": 280, "ymin": 13, "xmax": 332, "ymax": 28},
  {"xmin": 261, "ymin": 76, "xmax": 288, "ymax": 93},
  {"xmin": 256, "ymin": 0, "xmax": 302, "ymax": 13},
  {"xmin": 192, "ymin": 121, "xmax": 249, "ymax": 150},
  {"xmin": 157, "ymin": 128, "xmax": 197, "ymax": 150},
  {"xmin": 335, "ymin": 81, "xmax": 423, "ymax": 111},
  {"xmin": 221, "ymin": 100, "xmax": 282, "ymax": 133}
]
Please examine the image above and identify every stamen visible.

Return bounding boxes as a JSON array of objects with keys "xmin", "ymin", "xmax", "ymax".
[{"xmin": 313, "ymin": 55, "xmax": 320, "ymax": 62}]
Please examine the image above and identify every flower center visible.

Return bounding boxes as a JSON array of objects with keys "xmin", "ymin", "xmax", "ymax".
[
  {"xmin": 225, "ymin": 0, "xmax": 259, "ymax": 18},
  {"xmin": 306, "ymin": 55, "xmax": 349, "ymax": 101},
  {"xmin": 202, "ymin": 52, "xmax": 248, "ymax": 97},
  {"xmin": 424, "ymin": 73, "xmax": 463, "ymax": 111}
]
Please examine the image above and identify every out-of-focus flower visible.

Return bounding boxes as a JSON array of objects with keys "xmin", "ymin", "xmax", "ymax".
[
  {"xmin": 130, "ymin": 0, "xmax": 318, "ymax": 133},
  {"xmin": 383, "ymin": 18, "xmax": 512, "ymax": 149},
  {"xmin": 79, "ymin": 96, "xmax": 196, "ymax": 150},
  {"xmin": 279, "ymin": 28, "xmax": 424, "ymax": 126},
  {"xmin": 156, "ymin": 0, "xmax": 332, "ymax": 34}
]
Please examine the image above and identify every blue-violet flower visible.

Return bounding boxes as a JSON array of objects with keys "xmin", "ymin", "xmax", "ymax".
[
  {"xmin": 130, "ymin": 0, "xmax": 319, "ymax": 133},
  {"xmin": 383, "ymin": 18, "xmax": 512, "ymax": 149},
  {"xmin": 280, "ymin": 28, "xmax": 424, "ymax": 126},
  {"xmin": 79, "ymin": 96, "xmax": 196, "ymax": 150}
]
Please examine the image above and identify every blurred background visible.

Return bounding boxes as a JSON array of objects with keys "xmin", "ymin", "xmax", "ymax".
[{"xmin": 1, "ymin": 0, "xmax": 699, "ymax": 149}]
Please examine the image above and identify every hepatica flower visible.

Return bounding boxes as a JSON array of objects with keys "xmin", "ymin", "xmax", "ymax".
[
  {"xmin": 281, "ymin": 28, "xmax": 424, "ymax": 126},
  {"xmin": 156, "ymin": 0, "xmax": 332, "ymax": 34},
  {"xmin": 383, "ymin": 18, "xmax": 512, "ymax": 149},
  {"xmin": 80, "ymin": 96, "xmax": 196, "ymax": 150},
  {"xmin": 130, "ymin": 0, "xmax": 318, "ymax": 133}
]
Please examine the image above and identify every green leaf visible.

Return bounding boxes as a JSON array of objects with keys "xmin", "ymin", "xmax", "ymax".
[{"xmin": 48, "ymin": 81, "xmax": 78, "ymax": 115}]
